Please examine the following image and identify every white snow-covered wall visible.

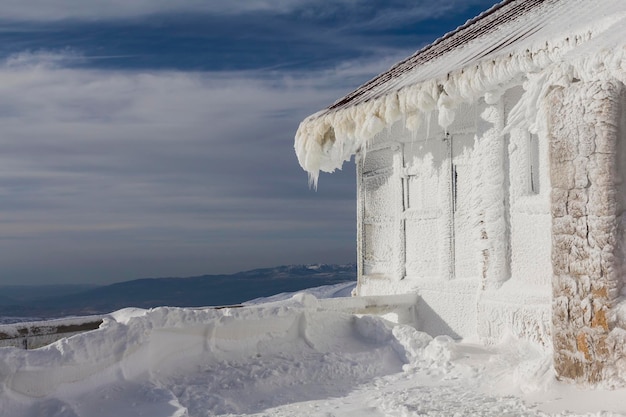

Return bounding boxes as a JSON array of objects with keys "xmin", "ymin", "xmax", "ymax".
[
  {"xmin": 476, "ymin": 86, "xmax": 553, "ymax": 348},
  {"xmin": 354, "ymin": 87, "xmax": 552, "ymax": 345}
]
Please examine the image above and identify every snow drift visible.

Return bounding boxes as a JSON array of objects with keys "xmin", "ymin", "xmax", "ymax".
[{"xmin": 1, "ymin": 284, "xmax": 625, "ymax": 416}]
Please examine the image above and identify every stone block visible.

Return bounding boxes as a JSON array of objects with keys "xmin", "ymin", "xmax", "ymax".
[
  {"xmin": 568, "ymin": 189, "xmax": 588, "ymax": 217},
  {"xmin": 588, "ymin": 153, "xmax": 616, "ymax": 188},
  {"xmin": 570, "ymin": 253, "xmax": 601, "ymax": 279},
  {"xmin": 574, "ymin": 157, "xmax": 591, "ymax": 188},
  {"xmin": 551, "ymin": 160, "xmax": 576, "ymax": 189},
  {"xmin": 552, "ymin": 188, "xmax": 568, "ymax": 217},
  {"xmin": 587, "ymin": 216, "xmax": 617, "ymax": 249},
  {"xmin": 553, "ymin": 215, "xmax": 576, "ymax": 235},
  {"xmin": 554, "ymin": 274, "xmax": 577, "ymax": 297},
  {"xmin": 588, "ymin": 187, "xmax": 617, "ymax": 217},
  {"xmin": 595, "ymin": 127, "xmax": 617, "ymax": 154},
  {"xmin": 550, "ymin": 134, "xmax": 579, "ymax": 162},
  {"xmin": 552, "ymin": 250, "xmax": 570, "ymax": 275},
  {"xmin": 573, "ymin": 216, "xmax": 589, "ymax": 239},
  {"xmin": 579, "ymin": 129, "xmax": 596, "ymax": 157}
]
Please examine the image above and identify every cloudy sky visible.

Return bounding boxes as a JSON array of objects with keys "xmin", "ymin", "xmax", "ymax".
[{"xmin": 0, "ymin": 0, "xmax": 497, "ymax": 285}]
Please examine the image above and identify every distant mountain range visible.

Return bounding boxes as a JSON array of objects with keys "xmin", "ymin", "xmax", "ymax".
[{"xmin": 0, "ymin": 264, "xmax": 356, "ymax": 320}]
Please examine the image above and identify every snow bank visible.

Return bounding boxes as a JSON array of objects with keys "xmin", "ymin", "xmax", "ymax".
[
  {"xmin": 0, "ymin": 289, "xmax": 625, "ymax": 416},
  {"xmin": 0, "ymin": 294, "xmax": 408, "ymax": 416}
]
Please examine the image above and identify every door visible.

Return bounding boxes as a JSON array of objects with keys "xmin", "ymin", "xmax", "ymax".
[
  {"xmin": 403, "ymin": 138, "xmax": 450, "ymax": 279},
  {"xmin": 402, "ymin": 133, "xmax": 478, "ymax": 280}
]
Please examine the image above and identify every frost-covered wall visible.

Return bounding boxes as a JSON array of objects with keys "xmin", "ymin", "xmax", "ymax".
[
  {"xmin": 506, "ymin": 88, "xmax": 553, "ymax": 288},
  {"xmin": 354, "ymin": 92, "xmax": 553, "ymax": 343},
  {"xmin": 356, "ymin": 105, "xmax": 482, "ymax": 338},
  {"xmin": 474, "ymin": 87, "xmax": 553, "ymax": 347},
  {"xmin": 547, "ymin": 80, "xmax": 626, "ymax": 386}
]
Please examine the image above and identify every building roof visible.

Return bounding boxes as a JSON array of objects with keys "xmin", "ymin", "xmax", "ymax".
[
  {"xmin": 295, "ymin": 0, "xmax": 626, "ymax": 186},
  {"xmin": 328, "ymin": 0, "xmax": 548, "ymax": 112}
]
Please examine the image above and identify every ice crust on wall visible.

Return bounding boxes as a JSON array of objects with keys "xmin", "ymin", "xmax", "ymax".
[
  {"xmin": 547, "ymin": 80, "xmax": 626, "ymax": 386},
  {"xmin": 506, "ymin": 85, "xmax": 553, "ymax": 289},
  {"xmin": 355, "ymin": 90, "xmax": 553, "ymax": 345},
  {"xmin": 294, "ymin": 0, "xmax": 626, "ymax": 188}
]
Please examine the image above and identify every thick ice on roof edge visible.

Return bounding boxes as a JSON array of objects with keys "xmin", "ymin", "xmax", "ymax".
[{"xmin": 294, "ymin": 2, "xmax": 626, "ymax": 187}]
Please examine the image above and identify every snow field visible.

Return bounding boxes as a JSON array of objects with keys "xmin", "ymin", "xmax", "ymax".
[{"xmin": 0, "ymin": 284, "xmax": 624, "ymax": 416}]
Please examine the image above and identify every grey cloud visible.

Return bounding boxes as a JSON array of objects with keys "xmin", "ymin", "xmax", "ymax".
[
  {"xmin": 383, "ymin": 0, "xmax": 495, "ymax": 26},
  {"xmin": 0, "ymin": 0, "xmax": 495, "ymax": 285},
  {"xmin": 0, "ymin": 0, "xmax": 495, "ymax": 23},
  {"xmin": 0, "ymin": 0, "xmax": 291, "ymax": 21},
  {"xmin": 0, "ymin": 0, "xmax": 357, "ymax": 21},
  {"xmin": 0, "ymin": 51, "xmax": 368, "ymax": 284}
]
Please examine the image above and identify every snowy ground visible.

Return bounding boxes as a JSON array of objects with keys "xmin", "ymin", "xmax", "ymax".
[{"xmin": 0, "ymin": 283, "xmax": 625, "ymax": 417}]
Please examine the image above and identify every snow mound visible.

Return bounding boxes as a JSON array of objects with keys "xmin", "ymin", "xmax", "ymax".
[{"xmin": 0, "ymin": 289, "xmax": 624, "ymax": 416}]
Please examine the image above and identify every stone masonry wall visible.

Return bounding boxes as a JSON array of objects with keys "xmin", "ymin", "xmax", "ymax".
[{"xmin": 548, "ymin": 80, "xmax": 626, "ymax": 385}]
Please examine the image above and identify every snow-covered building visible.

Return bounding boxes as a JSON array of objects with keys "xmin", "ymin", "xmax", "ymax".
[{"xmin": 295, "ymin": 0, "xmax": 626, "ymax": 385}]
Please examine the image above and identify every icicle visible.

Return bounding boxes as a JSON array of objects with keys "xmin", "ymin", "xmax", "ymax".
[
  {"xmin": 361, "ymin": 114, "xmax": 385, "ymax": 139},
  {"xmin": 383, "ymin": 93, "xmax": 402, "ymax": 124},
  {"xmin": 294, "ymin": 13, "xmax": 626, "ymax": 186},
  {"xmin": 405, "ymin": 112, "xmax": 422, "ymax": 132},
  {"xmin": 437, "ymin": 92, "xmax": 456, "ymax": 129}
]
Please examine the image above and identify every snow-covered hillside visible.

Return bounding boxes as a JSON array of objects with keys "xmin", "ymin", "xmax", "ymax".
[
  {"xmin": 0, "ymin": 264, "xmax": 357, "ymax": 320},
  {"xmin": 0, "ymin": 283, "xmax": 624, "ymax": 417}
]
